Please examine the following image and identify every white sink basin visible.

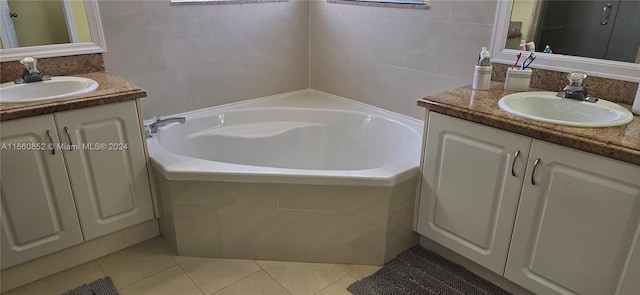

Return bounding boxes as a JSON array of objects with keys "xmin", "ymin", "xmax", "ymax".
[
  {"xmin": 0, "ymin": 76, "xmax": 99, "ymax": 104},
  {"xmin": 498, "ymin": 91, "xmax": 634, "ymax": 127}
]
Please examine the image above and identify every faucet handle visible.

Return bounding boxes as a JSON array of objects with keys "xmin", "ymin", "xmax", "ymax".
[
  {"xmin": 20, "ymin": 57, "xmax": 39, "ymax": 73},
  {"xmin": 568, "ymin": 72, "xmax": 587, "ymax": 87}
]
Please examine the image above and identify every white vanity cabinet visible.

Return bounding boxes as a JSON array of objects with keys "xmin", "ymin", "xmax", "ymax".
[
  {"xmin": 1, "ymin": 101, "xmax": 155, "ymax": 268},
  {"xmin": 416, "ymin": 112, "xmax": 640, "ymax": 294},
  {"xmin": 416, "ymin": 112, "xmax": 531, "ymax": 274},
  {"xmin": 0, "ymin": 115, "xmax": 84, "ymax": 268},
  {"xmin": 506, "ymin": 139, "xmax": 640, "ymax": 295}
]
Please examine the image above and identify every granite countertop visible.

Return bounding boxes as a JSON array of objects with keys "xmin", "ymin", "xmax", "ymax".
[
  {"xmin": 417, "ymin": 82, "xmax": 640, "ymax": 166},
  {"xmin": 0, "ymin": 72, "xmax": 146, "ymax": 121}
]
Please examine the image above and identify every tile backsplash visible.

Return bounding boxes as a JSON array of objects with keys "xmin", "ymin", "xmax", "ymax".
[
  {"xmin": 492, "ymin": 63, "xmax": 639, "ymax": 105},
  {"xmin": 0, "ymin": 54, "xmax": 104, "ymax": 83}
]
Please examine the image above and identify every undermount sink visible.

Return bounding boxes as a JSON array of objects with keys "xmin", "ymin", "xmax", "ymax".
[
  {"xmin": 0, "ymin": 76, "xmax": 99, "ymax": 104},
  {"xmin": 498, "ymin": 91, "xmax": 634, "ymax": 127}
]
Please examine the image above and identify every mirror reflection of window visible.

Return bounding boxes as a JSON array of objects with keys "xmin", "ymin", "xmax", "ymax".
[
  {"xmin": 8, "ymin": 0, "xmax": 70, "ymax": 47},
  {"xmin": 507, "ymin": 0, "xmax": 640, "ymax": 63},
  {"xmin": 0, "ymin": 0, "xmax": 91, "ymax": 48}
]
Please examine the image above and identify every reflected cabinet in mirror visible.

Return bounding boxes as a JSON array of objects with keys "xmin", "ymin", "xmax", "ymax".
[
  {"xmin": 492, "ymin": 0, "xmax": 640, "ymax": 81},
  {"xmin": 0, "ymin": 0, "xmax": 105, "ymax": 62},
  {"xmin": 507, "ymin": 0, "xmax": 640, "ymax": 63}
]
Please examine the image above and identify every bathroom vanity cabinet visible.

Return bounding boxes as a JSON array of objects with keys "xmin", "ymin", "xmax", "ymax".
[
  {"xmin": 416, "ymin": 112, "xmax": 640, "ymax": 294},
  {"xmin": 1, "ymin": 100, "xmax": 155, "ymax": 268}
]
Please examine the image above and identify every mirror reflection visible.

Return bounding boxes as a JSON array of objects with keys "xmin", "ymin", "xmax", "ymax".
[
  {"xmin": 506, "ymin": 0, "xmax": 640, "ymax": 63},
  {"xmin": 0, "ymin": 0, "xmax": 91, "ymax": 49}
]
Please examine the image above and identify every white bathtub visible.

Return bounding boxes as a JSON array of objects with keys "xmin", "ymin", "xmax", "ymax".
[
  {"xmin": 148, "ymin": 89, "xmax": 423, "ymax": 186},
  {"xmin": 150, "ymin": 90, "xmax": 423, "ymax": 264}
]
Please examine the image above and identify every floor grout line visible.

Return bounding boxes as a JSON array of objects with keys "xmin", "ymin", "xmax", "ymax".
[
  {"xmin": 173, "ymin": 261, "xmax": 207, "ymax": 295},
  {"xmin": 312, "ymin": 273, "xmax": 349, "ymax": 295},
  {"xmin": 254, "ymin": 260, "xmax": 294, "ymax": 295}
]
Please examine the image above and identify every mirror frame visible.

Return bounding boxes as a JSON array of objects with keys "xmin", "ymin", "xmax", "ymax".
[
  {"xmin": 490, "ymin": 0, "xmax": 640, "ymax": 82},
  {"xmin": 0, "ymin": 0, "xmax": 105, "ymax": 62}
]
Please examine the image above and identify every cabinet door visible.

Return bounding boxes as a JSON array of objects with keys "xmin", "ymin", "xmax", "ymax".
[
  {"xmin": 416, "ymin": 112, "xmax": 532, "ymax": 274},
  {"xmin": 55, "ymin": 101, "xmax": 154, "ymax": 240},
  {"xmin": 1, "ymin": 115, "xmax": 83, "ymax": 269},
  {"xmin": 506, "ymin": 140, "xmax": 640, "ymax": 295}
]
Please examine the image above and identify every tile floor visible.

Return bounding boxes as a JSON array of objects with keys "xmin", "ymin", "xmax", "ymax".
[{"xmin": 2, "ymin": 237, "xmax": 381, "ymax": 295}]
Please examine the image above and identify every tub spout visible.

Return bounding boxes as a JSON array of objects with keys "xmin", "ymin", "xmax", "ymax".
[{"xmin": 148, "ymin": 116, "xmax": 186, "ymax": 133}]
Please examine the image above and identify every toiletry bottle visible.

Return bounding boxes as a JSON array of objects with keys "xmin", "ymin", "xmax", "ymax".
[
  {"xmin": 473, "ymin": 47, "xmax": 492, "ymax": 90},
  {"xmin": 632, "ymin": 85, "xmax": 640, "ymax": 116}
]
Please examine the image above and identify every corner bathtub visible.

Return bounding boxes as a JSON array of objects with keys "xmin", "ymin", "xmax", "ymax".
[{"xmin": 149, "ymin": 90, "xmax": 423, "ymax": 264}]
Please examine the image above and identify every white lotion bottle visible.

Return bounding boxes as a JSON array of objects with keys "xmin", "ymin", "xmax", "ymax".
[{"xmin": 633, "ymin": 85, "xmax": 640, "ymax": 116}]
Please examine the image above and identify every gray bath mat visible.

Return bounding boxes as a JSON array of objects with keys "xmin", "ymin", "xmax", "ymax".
[
  {"xmin": 61, "ymin": 277, "xmax": 118, "ymax": 295},
  {"xmin": 348, "ymin": 247, "xmax": 511, "ymax": 295}
]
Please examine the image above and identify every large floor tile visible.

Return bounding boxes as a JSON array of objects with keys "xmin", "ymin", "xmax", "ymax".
[
  {"xmin": 1, "ymin": 286, "xmax": 28, "ymax": 295},
  {"xmin": 23, "ymin": 262, "xmax": 105, "ymax": 295},
  {"xmin": 336, "ymin": 264, "xmax": 381, "ymax": 280},
  {"xmin": 96, "ymin": 239, "xmax": 176, "ymax": 289},
  {"xmin": 256, "ymin": 261, "xmax": 347, "ymax": 295},
  {"xmin": 118, "ymin": 266, "xmax": 203, "ymax": 295},
  {"xmin": 315, "ymin": 276, "xmax": 356, "ymax": 295},
  {"xmin": 213, "ymin": 271, "xmax": 291, "ymax": 295},
  {"xmin": 175, "ymin": 256, "xmax": 261, "ymax": 294}
]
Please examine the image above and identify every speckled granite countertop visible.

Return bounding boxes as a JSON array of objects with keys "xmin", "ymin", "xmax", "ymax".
[
  {"xmin": 0, "ymin": 72, "xmax": 146, "ymax": 121},
  {"xmin": 417, "ymin": 82, "xmax": 640, "ymax": 166}
]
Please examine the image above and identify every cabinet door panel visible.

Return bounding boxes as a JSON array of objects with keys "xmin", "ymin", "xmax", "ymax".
[
  {"xmin": 1, "ymin": 115, "xmax": 83, "ymax": 268},
  {"xmin": 506, "ymin": 140, "xmax": 640, "ymax": 295},
  {"xmin": 55, "ymin": 101, "xmax": 154, "ymax": 240},
  {"xmin": 416, "ymin": 112, "xmax": 532, "ymax": 274}
]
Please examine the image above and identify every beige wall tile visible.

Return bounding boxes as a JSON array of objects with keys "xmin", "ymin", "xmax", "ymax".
[
  {"xmin": 170, "ymin": 181, "xmax": 279, "ymax": 208},
  {"xmin": 100, "ymin": 1, "xmax": 309, "ymax": 120},
  {"xmin": 310, "ymin": 0, "xmax": 497, "ymax": 119},
  {"xmin": 277, "ymin": 184, "xmax": 388, "ymax": 212},
  {"xmin": 385, "ymin": 203, "xmax": 419, "ymax": 262},
  {"xmin": 174, "ymin": 205, "xmax": 221, "ymax": 257},
  {"xmin": 219, "ymin": 207, "xmax": 341, "ymax": 262}
]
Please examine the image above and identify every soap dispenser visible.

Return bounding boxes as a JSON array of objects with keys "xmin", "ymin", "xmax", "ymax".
[{"xmin": 632, "ymin": 85, "xmax": 640, "ymax": 116}]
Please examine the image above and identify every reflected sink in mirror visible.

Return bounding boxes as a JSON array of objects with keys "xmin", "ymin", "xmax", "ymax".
[
  {"xmin": 0, "ymin": 77, "xmax": 99, "ymax": 104},
  {"xmin": 498, "ymin": 91, "xmax": 634, "ymax": 127}
]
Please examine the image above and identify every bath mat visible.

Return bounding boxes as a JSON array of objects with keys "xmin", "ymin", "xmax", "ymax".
[
  {"xmin": 61, "ymin": 277, "xmax": 118, "ymax": 295},
  {"xmin": 347, "ymin": 247, "xmax": 511, "ymax": 295}
]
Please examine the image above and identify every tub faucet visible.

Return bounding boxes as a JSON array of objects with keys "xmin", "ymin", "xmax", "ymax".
[
  {"xmin": 557, "ymin": 72, "xmax": 597, "ymax": 103},
  {"xmin": 148, "ymin": 115, "xmax": 186, "ymax": 133},
  {"xmin": 14, "ymin": 57, "xmax": 50, "ymax": 84}
]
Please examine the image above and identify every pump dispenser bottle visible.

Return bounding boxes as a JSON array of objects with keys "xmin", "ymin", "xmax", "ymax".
[
  {"xmin": 473, "ymin": 47, "xmax": 492, "ymax": 90},
  {"xmin": 632, "ymin": 86, "xmax": 640, "ymax": 116}
]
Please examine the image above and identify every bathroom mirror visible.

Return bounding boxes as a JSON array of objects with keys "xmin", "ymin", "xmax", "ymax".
[
  {"xmin": 0, "ymin": 0, "xmax": 105, "ymax": 62},
  {"xmin": 491, "ymin": 0, "xmax": 640, "ymax": 82}
]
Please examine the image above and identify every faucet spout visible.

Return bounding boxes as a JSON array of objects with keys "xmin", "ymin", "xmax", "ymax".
[
  {"xmin": 557, "ymin": 72, "xmax": 598, "ymax": 103},
  {"xmin": 15, "ymin": 57, "xmax": 50, "ymax": 84},
  {"xmin": 148, "ymin": 116, "xmax": 186, "ymax": 133}
]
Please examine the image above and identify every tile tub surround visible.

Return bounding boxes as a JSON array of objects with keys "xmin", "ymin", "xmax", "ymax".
[
  {"xmin": 0, "ymin": 54, "xmax": 105, "ymax": 83},
  {"xmin": 0, "ymin": 72, "xmax": 146, "ymax": 121},
  {"xmin": 417, "ymin": 82, "xmax": 640, "ymax": 166},
  {"xmin": 491, "ymin": 63, "xmax": 639, "ymax": 105},
  {"xmin": 154, "ymin": 171, "xmax": 419, "ymax": 265}
]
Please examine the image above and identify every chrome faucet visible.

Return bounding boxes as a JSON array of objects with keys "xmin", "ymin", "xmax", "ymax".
[
  {"xmin": 15, "ymin": 57, "xmax": 50, "ymax": 84},
  {"xmin": 557, "ymin": 72, "xmax": 598, "ymax": 103},
  {"xmin": 148, "ymin": 116, "xmax": 186, "ymax": 133}
]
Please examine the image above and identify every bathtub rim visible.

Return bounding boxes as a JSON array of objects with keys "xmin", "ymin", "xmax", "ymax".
[{"xmin": 147, "ymin": 89, "xmax": 423, "ymax": 187}]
